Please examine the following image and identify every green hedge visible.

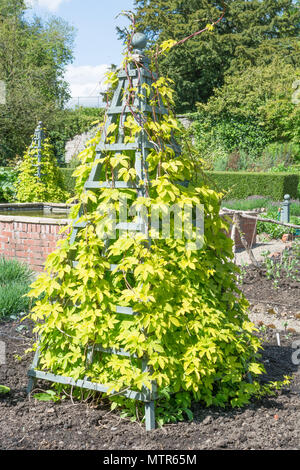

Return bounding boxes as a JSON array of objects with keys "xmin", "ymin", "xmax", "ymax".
[
  {"xmin": 59, "ymin": 168, "xmax": 76, "ymax": 196},
  {"xmin": 4, "ymin": 166, "xmax": 299, "ymax": 202},
  {"xmin": 200, "ymin": 171, "xmax": 299, "ymax": 200}
]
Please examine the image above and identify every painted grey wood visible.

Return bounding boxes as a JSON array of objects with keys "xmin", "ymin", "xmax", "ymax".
[
  {"xmin": 115, "ymin": 306, "xmax": 137, "ymax": 315},
  {"xmin": 72, "ymin": 262, "xmax": 128, "ymax": 272},
  {"xmin": 93, "ymin": 345, "xmax": 138, "ymax": 359},
  {"xmin": 97, "ymin": 142, "xmax": 140, "ymax": 151},
  {"xmin": 116, "ymin": 222, "xmax": 143, "ymax": 231},
  {"xmin": 107, "ymin": 104, "xmax": 167, "ymax": 116},
  {"xmin": 145, "ymin": 401, "xmax": 156, "ymax": 431},
  {"xmin": 27, "ymin": 347, "xmax": 40, "ymax": 394},
  {"xmin": 84, "ymin": 181, "xmax": 136, "ymax": 189},
  {"xmin": 110, "ymin": 264, "xmax": 119, "ymax": 271},
  {"xmin": 117, "ymin": 69, "xmax": 138, "ymax": 78},
  {"xmin": 73, "ymin": 221, "xmax": 87, "ymax": 229},
  {"xmin": 27, "ymin": 369, "xmax": 156, "ymax": 401}
]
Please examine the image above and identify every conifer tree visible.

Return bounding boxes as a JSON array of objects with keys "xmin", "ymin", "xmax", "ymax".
[{"xmin": 133, "ymin": 0, "xmax": 300, "ymax": 112}]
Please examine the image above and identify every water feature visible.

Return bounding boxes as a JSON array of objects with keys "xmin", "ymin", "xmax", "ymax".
[{"xmin": 0, "ymin": 203, "xmax": 71, "ymax": 219}]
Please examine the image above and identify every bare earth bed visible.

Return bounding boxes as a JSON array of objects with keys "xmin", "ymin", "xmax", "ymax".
[{"xmin": 0, "ymin": 263, "xmax": 299, "ymax": 451}]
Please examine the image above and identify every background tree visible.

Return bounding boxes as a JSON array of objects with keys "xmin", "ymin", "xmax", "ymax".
[
  {"xmin": 192, "ymin": 57, "xmax": 300, "ymax": 170},
  {"xmin": 133, "ymin": 0, "xmax": 300, "ymax": 112},
  {"xmin": 0, "ymin": 0, "xmax": 75, "ymax": 164}
]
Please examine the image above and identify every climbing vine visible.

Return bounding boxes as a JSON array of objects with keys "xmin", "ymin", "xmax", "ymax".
[
  {"xmin": 16, "ymin": 128, "xmax": 68, "ymax": 203},
  {"xmin": 26, "ymin": 13, "xmax": 289, "ymax": 425}
]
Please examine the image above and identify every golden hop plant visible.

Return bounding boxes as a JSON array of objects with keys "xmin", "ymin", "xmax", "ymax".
[
  {"xmin": 26, "ymin": 32, "xmax": 288, "ymax": 424},
  {"xmin": 16, "ymin": 131, "xmax": 68, "ymax": 203}
]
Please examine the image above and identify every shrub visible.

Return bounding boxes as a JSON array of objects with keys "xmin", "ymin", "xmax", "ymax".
[
  {"xmin": 196, "ymin": 59, "xmax": 300, "ymax": 151},
  {"xmin": 191, "ymin": 112, "xmax": 271, "ymax": 165},
  {"xmin": 0, "ymin": 167, "xmax": 18, "ymax": 202},
  {"xmin": 0, "ymin": 257, "xmax": 33, "ymax": 284},
  {"xmin": 201, "ymin": 172, "xmax": 299, "ymax": 201},
  {"xmin": 0, "ymin": 258, "xmax": 34, "ymax": 318},
  {"xmin": 59, "ymin": 168, "xmax": 76, "ymax": 197},
  {"xmin": 0, "ymin": 281, "xmax": 32, "ymax": 318},
  {"xmin": 257, "ymin": 208, "xmax": 300, "ymax": 239},
  {"xmin": 16, "ymin": 128, "xmax": 69, "ymax": 203}
]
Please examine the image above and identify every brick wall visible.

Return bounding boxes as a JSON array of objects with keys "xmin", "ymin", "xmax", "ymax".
[
  {"xmin": 0, "ymin": 212, "xmax": 257, "ymax": 272},
  {"xmin": 0, "ymin": 216, "xmax": 70, "ymax": 272},
  {"xmin": 221, "ymin": 211, "xmax": 257, "ymax": 249}
]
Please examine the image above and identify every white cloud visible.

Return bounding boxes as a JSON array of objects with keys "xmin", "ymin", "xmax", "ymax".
[
  {"xmin": 64, "ymin": 64, "xmax": 109, "ymax": 98},
  {"xmin": 26, "ymin": 0, "xmax": 71, "ymax": 12}
]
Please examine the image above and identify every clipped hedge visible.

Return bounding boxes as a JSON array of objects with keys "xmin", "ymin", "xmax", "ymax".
[{"xmin": 200, "ymin": 171, "xmax": 299, "ymax": 200}]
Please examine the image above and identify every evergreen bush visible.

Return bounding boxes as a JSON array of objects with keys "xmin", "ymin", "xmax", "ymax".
[{"xmin": 202, "ymin": 172, "xmax": 299, "ymax": 201}]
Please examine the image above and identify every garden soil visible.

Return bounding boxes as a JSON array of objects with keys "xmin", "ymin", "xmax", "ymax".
[{"xmin": 0, "ymin": 264, "xmax": 299, "ymax": 450}]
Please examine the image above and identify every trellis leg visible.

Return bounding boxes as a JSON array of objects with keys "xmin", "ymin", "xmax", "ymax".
[
  {"xmin": 145, "ymin": 401, "xmax": 156, "ymax": 431},
  {"xmin": 27, "ymin": 347, "xmax": 40, "ymax": 394},
  {"xmin": 142, "ymin": 358, "xmax": 156, "ymax": 431}
]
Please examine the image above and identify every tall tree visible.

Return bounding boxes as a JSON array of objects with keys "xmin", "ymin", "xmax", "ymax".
[
  {"xmin": 0, "ymin": 0, "xmax": 75, "ymax": 164},
  {"xmin": 133, "ymin": 0, "xmax": 300, "ymax": 112}
]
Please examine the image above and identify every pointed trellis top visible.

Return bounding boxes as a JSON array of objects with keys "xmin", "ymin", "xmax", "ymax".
[{"xmin": 86, "ymin": 32, "xmax": 180, "ymax": 193}]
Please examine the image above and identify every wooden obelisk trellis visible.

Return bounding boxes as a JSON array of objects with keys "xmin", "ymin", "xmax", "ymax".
[
  {"xmin": 30, "ymin": 121, "xmax": 45, "ymax": 179},
  {"xmin": 27, "ymin": 33, "xmax": 177, "ymax": 431}
]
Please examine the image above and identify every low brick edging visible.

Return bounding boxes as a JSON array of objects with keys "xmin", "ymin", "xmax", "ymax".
[
  {"xmin": 220, "ymin": 210, "xmax": 257, "ymax": 249},
  {"xmin": 0, "ymin": 215, "xmax": 70, "ymax": 272},
  {"xmin": 0, "ymin": 210, "xmax": 257, "ymax": 271}
]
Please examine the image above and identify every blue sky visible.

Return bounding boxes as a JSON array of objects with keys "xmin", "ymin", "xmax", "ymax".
[{"xmin": 26, "ymin": 0, "xmax": 136, "ymax": 100}]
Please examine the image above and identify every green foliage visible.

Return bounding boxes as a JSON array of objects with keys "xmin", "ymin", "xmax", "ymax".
[
  {"xmin": 190, "ymin": 112, "xmax": 271, "ymax": 169},
  {"xmin": 196, "ymin": 58, "xmax": 300, "ymax": 148},
  {"xmin": 0, "ymin": 257, "xmax": 33, "ymax": 284},
  {"xmin": 267, "ymin": 161, "xmax": 300, "ymax": 198},
  {"xmin": 261, "ymin": 246, "xmax": 300, "ymax": 289},
  {"xmin": 33, "ymin": 389, "xmax": 63, "ymax": 402},
  {"xmin": 133, "ymin": 0, "xmax": 300, "ymax": 113},
  {"xmin": 202, "ymin": 172, "xmax": 299, "ymax": 201},
  {"xmin": 59, "ymin": 168, "xmax": 76, "ymax": 197},
  {"xmin": 16, "ymin": 129, "xmax": 69, "ymax": 203},
  {"xmin": 222, "ymin": 198, "xmax": 300, "ymax": 215},
  {"xmin": 0, "ymin": 385, "xmax": 10, "ymax": 394},
  {"xmin": 109, "ymin": 388, "xmax": 193, "ymax": 426},
  {"xmin": 257, "ymin": 208, "xmax": 300, "ymax": 240},
  {"xmin": 48, "ymin": 107, "xmax": 105, "ymax": 166},
  {"xmin": 0, "ymin": 167, "xmax": 18, "ymax": 202},
  {"xmin": 0, "ymin": 257, "xmax": 34, "ymax": 319},
  {"xmin": 221, "ymin": 197, "xmax": 273, "ymax": 212},
  {"xmin": 262, "ymin": 143, "xmax": 300, "ymax": 168},
  {"xmin": 26, "ymin": 33, "xmax": 286, "ymax": 424},
  {"xmin": 0, "ymin": 0, "xmax": 75, "ymax": 164},
  {"xmin": 0, "ymin": 282, "xmax": 32, "ymax": 319},
  {"xmin": 189, "ymin": 58, "xmax": 300, "ymax": 170}
]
